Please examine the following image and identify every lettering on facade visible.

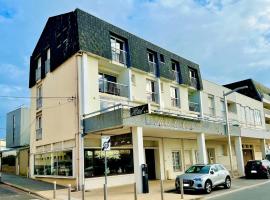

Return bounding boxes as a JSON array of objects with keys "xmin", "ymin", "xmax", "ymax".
[{"xmin": 130, "ymin": 104, "xmax": 150, "ymax": 117}]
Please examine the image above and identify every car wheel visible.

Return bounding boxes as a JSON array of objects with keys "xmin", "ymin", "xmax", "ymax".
[
  {"xmin": 204, "ymin": 180, "xmax": 212, "ymax": 194},
  {"xmin": 224, "ymin": 177, "xmax": 231, "ymax": 189}
]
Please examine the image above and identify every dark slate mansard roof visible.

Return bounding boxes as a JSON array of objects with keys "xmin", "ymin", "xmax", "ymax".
[{"xmin": 29, "ymin": 8, "xmax": 203, "ymax": 90}]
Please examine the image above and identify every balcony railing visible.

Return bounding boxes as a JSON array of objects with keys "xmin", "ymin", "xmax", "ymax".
[
  {"xmin": 36, "ymin": 128, "xmax": 42, "ymax": 141},
  {"xmin": 111, "ymin": 48, "xmax": 127, "ymax": 65},
  {"xmin": 190, "ymin": 77, "xmax": 198, "ymax": 88},
  {"xmin": 172, "ymin": 71, "xmax": 180, "ymax": 82},
  {"xmin": 99, "ymin": 79, "xmax": 129, "ymax": 98},
  {"xmin": 147, "ymin": 92, "xmax": 158, "ymax": 103},
  {"xmin": 266, "ymin": 124, "xmax": 270, "ymax": 131},
  {"xmin": 148, "ymin": 61, "xmax": 157, "ymax": 75},
  {"xmin": 189, "ymin": 101, "xmax": 200, "ymax": 112},
  {"xmin": 45, "ymin": 59, "xmax": 50, "ymax": 74},
  {"xmin": 36, "ymin": 97, "xmax": 42, "ymax": 110},
  {"xmin": 36, "ymin": 67, "xmax": 41, "ymax": 81},
  {"xmin": 171, "ymin": 98, "xmax": 180, "ymax": 107},
  {"xmin": 264, "ymin": 108, "xmax": 270, "ymax": 116}
]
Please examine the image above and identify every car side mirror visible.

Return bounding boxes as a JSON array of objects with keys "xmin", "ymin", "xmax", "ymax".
[{"xmin": 210, "ymin": 170, "xmax": 214, "ymax": 175}]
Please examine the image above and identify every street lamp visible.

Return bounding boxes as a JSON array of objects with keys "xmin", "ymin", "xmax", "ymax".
[{"xmin": 224, "ymin": 86, "xmax": 248, "ymax": 178}]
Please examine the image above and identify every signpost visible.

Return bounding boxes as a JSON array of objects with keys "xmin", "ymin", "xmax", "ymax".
[{"xmin": 101, "ymin": 136, "xmax": 111, "ymax": 200}]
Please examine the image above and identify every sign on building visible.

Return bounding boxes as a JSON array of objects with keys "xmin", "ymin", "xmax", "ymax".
[
  {"xmin": 101, "ymin": 136, "xmax": 111, "ymax": 151},
  {"xmin": 130, "ymin": 104, "xmax": 151, "ymax": 117}
]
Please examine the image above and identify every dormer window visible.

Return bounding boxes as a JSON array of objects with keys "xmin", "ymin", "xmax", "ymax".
[
  {"xmin": 45, "ymin": 48, "xmax": 50, "ymax": 74},
  {"xmin": 110, "ymin": 35, "xmax": 127, "ymax": 65},
  {"xmin": 36, "ymin": 57, "xmax": 41, "ymax": 81},
  {"xmin": 189, "ymin": 68, "xmax": 198, "ymax": 88},
  {"xmin": 171, "ymin": 60, "xmax": 180, "ymax": 82},
  {"xmin": 147, "ymin": 51, "xmax": 157, "ymax": 75}
]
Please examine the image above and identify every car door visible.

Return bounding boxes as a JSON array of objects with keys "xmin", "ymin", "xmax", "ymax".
[
  {"xmin": 217, "ymin": 164, "xmax": 227, "ymax": 183},
  {"xmin": 210, "ymin": 165, "xmax": 220, "ymax": 186}
]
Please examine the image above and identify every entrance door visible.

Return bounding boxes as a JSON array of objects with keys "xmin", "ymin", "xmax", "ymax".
[
  {"xmin": 207, "ymin": 148, "xmax": 216, "ymax": 164},
  {"xmin": 145, "ymin": 149, "xmax": 156, "ymax": 180},
  {"xmin": 243, "ymin": 149, "xmax": 253, "ymax": 165}
]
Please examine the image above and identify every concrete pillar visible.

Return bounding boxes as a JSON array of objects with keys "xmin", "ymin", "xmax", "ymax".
[
  {"xmin": 132, "ymin": 127, "xmax": 145, "ymax": 193},
  {"xmin": 235, "ymin": 136, "xmax": 245, "ymax": 176},
  {"xmin": 261, "ymin": 139, "xmax": 267, "ymax": 159},
  {"xmin": 199, "ymin": 91, "xmax": 204, "ymax": 118},
  {"xmin": 197, "ymin": 133, "xmax": 207, "ymax": 164},
  {"xmin": 157, "ymin": 139, "xmax": 165, "ymax": 180}
]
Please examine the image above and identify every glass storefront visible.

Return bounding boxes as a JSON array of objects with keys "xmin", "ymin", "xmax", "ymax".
[
  {"xmin": 84, "ymin": 149, "xmax": 134, "ymax": 178},
  {"xmin": 34, "ymin": 150, "xmax": 73, "ymax": 177}
]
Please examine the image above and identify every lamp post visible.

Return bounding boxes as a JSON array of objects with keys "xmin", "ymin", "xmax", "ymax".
[{"xmin": 223, "ymin": 86, "xmax": 248, "ymax": 177}]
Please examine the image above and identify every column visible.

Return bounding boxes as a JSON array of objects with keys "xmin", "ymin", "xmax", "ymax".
[
  {"xmin": 199, "ymin": 91, "xmax": 204, "ymax": 118},
  {"xmin": 235, "ymin": 136, "xmax": 245, "ymax": 176},
  {"xmin": 132, "ymin": 127, "xmax": 145, "ymax": 193},
  {"xmin": 261, "ymin": 139, "xmax": 267, "ymax": 159},
  {"xmin": 197, "ymin": 133, "xmax": 207, "ymax": 164}
]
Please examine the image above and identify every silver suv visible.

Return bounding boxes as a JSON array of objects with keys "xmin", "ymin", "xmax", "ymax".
[{"xmin": 175, "ymin": 164, "xmax": 231, "ymax": 194}]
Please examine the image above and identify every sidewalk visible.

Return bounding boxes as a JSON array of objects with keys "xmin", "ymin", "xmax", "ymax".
[{"xmin": 0, "ymin": 173, "xmax": 202, "ymax": 200}]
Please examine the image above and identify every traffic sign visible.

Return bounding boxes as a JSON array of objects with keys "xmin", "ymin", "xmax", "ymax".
[{"xmin": 101, "ymin": 136, "xmax": 111, "ymax": 151}]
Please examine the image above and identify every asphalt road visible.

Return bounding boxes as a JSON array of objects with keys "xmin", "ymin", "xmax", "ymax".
[
  {"xmin": 0, "ymin": 183, "xmax": 42, "ymax": 200},
  {"xmin": 205, "ymin": 179, "xmax": 270, "ymax": 200}
]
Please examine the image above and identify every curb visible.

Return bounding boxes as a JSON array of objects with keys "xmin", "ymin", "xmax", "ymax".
[{"xmin": 0, "ymin": 180, "xmax": 51, "ymax": 200}]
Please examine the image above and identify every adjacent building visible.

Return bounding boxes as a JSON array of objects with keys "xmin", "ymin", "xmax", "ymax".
[{"xmin": 28, "ymin": 9, "xmax": 270, "ymax": 192}]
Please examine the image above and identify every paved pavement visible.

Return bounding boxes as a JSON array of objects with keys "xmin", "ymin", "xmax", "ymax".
[
  {"xmin": 207, "ymin": 179, "xmax": 270, "ymax": 200},
  {"xmin": 0, "ymin": 183, "xmax": 42, "ymax": 200}
]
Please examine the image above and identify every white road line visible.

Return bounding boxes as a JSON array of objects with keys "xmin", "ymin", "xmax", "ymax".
[{"xmin": 204, "ymin": 180, "xmax": 270, "ymax": 200}]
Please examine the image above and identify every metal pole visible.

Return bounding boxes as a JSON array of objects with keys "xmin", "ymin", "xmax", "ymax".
[
  {"xmin": 180, "ymin": 178, "xmax": 184, "ymax": 199},
  {"xmin": 134, "ymin": 182, "xmax": 137, "ymax": 200},
  {"xmin": 82, "ymin": 184, "xmax": 85, "ymax": 200},
  {"xmin": 104, "ymin": 151, "xmax": 108, "ymax": 200},
  {"xmin": 160, "ymin": 179, "xmax": 164, "ymax": 200},
  {"xmin": 68, "ymin": 184, "xmax": 71, "ymax": 200},
  {"xmin": 53, "ymin": 181, "xmax": 56, "ymax": 199},
  {"xmin": 104, "ymin": 184, "xmax": 108, "ymax": 200},
  {"xmin": 224, "ymin": 94, "xmax": 234, "ymax": 178}
]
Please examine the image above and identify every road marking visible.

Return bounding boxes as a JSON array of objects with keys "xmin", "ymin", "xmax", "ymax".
[{"xmin": 204, "ymin": 180, "xmax": 270, "ymax": 199}]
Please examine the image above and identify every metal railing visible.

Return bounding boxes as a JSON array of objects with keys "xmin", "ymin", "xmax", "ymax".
[
  {"xmin": 147, "ymin": 92, "xmax": 158, "ymax": 103},
  {"xmin": 45, "ymin": 59, "xmax": 50, "ymax": 74},
  {"xmin": 148, "ymin": 61, "xmax": 157, "ymax": 75},
  {"xmin": 264, "ymin": 108, "xmax": 270, "ymax": 116},
  {"xmin": 36, "ymin": 97, "xmax": 42, "ymax": 110},
  {"xmin": 111, "ymin": 48, "xmax": 127, "ymax": 65},
  {"xmin": 171, "ymin": 98, "xmax": 180, "ymax": 107},
  {"xmin": 36, "ymin": 67, "xmax": 41, "ymax": 81},
  {"xmin": 189, "ymin": 101, "xmax": 200, "ymax": 112},
  {"xmin": 36, "ymin": 128, "xmax": 42, "ymax": 141},
  {"xmin": 99, "ymin": 79, "xmax": 129, "ymax": 98},
  {"xmin": 172, "ymin": 71, "xmax": 180, "ymax": 82},
  {"xmin": 190, "ymin": 77, "xmax": 198, "ymax": 88}
]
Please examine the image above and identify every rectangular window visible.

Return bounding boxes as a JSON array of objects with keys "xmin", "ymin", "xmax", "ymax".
[
  {"xmin": 172, "ymin": 151, "xmax": 181, "ymax": 172},
  {"xmin": 160, "ymin": 54, "xmax": 165, "ymax": 63},
  {"xmin": 12, "ymin": 115, "xmax": 15, "ymax": 144},
  {"xmin": 34, "ymin": 150, "xmax": 73, "ymax": 176},
  {"xmin": 36, "ymin": 86, "xmax": 42, "ymax": 110},
  {"xmin": 37, "ymin": 57, "xmax": 41, "ymax": 68},
  {"xmin": 146, "ymin": 79, "xmax": 157, "ymax": 103},
  {"xmin": 254, "ymin": 110, "xmax": 262, "ymax": 126},
  {"xmin": 36, "ymin": 115, "xmax": 42, "ymax": 141},
  {"xmin": 110, "ymin": 36, "xmax": 127, "ymax": 65},
  {"xmin": 45, "ymin": 49, "xmax": 50, "ymax": 74},
  {"xmin": 170, "ymin": 87, "xmax": 180, "ymax": 107},
  {"xmin": 99, "ymin": 73, "xmax": 120, "ymax": 96},
  {"xmin": 148, "ymin": 51, "xmax": 157, "ymax": 75},
  {"xmin": 171, "ymin": 60, "xmax": 180, "ymax": 82},
  {"xmin": 208, "ymin": 95, "xmax": 215, "ymax": 116},
  {"xmin": 189, "ymin": 68, "xmax": 198, "ymax": 88},
  {"xmin": 84, "ymin": 149, "xmax": 133, "ymax": 178},
  {"xmin": 220, "ymin": 100, "xmax": 226, "ymax": 119}
]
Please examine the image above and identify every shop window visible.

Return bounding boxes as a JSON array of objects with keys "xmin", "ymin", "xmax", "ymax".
[{"xmin": 172, "ymin": 151, "xmax": 181, "ymax": 172}]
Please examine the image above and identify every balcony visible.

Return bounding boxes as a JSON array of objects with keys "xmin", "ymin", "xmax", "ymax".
[
  {"xmin": 111, "ymin": 48, "xmax": 127, "ymax": 65},
  {"xmin": 148, "ymin": 61, "xmax": 157, "ymax": 75},
  {"xmin": 99, "ymin": 79, "xmax": 129, "ymax": 98},
  {"xmin": 190, "ymin": 77, "xmax": 198, "ymax": 89},
  {"xmin": 36, "ymin": 128, "xmax": 42, "ymax": 141},
  {"xmin": 147, "ymin": 92, "xmax": 158, "ymax": 103},
  {"xmin": 36, "ymin": 97, "xmax": 42, "ymax": 110},
  {"xmin": 265, "ymin": 108, "xmax": 270, "ymax": 118},
  {"xmin": 189, "ymin": 101, "xmax": 200, "ymax": 112},
  {"xmin": 266, "ymin": 124, "xmax": 270, "ymax": 131},
  {"xmin": 45, "ymin": 59, "xmax": 50, "ymax": 74},
  {"xmin": 172, "ymin": 71, "xmax": 180, "ymax": 82},
  {"xmin": 171, "ymin": 98, "xmax": 180, "ymax": 107},
  {"xmin": 36, "ymin": 67, "xmax": 41, "ymax": 81}
]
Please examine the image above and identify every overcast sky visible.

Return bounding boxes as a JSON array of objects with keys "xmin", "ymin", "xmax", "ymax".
[{"xmin": 0, "ymin": 0, "xmax": 270, "ymax": 138}]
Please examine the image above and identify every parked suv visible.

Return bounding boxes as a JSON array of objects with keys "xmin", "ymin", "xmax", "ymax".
[
  {"xmin": 175, "ymin": 164, "xmax": 231, "ymax": 194},
  {"xmin": 245, "ymin": 160, "xmax": 270, "ymax": 179}
]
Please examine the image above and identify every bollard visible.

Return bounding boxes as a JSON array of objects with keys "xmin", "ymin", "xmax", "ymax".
[
  {"xmin": 134, "ymin": 182, "xmax": 137, "ymax": 200},
  {"xmin": 104, "ymin": 183, "xmax": 108, "ymax": 200},
  {"xmin": 160, "ymin": 179, "xmax": 164, "ymax": 200},
  {"xmin": 82, "ymin": 184, "xmax": 85, "ymax": 200},
  {"xmin": 180, "ymin": 178, "xmax": 184, "ymax": 199},
  {"xmin": 68, "ymin": 184, "xmax": 71, "ymax": 200},
  {"xmin": 53, "ymin": 181, "xmax": 56, "ymax": 199}
]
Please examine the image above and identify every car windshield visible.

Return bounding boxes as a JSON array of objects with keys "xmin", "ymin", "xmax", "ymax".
[{"xmin": 186, "ymin": 165, "xmax": 210, "ymax": 174}]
